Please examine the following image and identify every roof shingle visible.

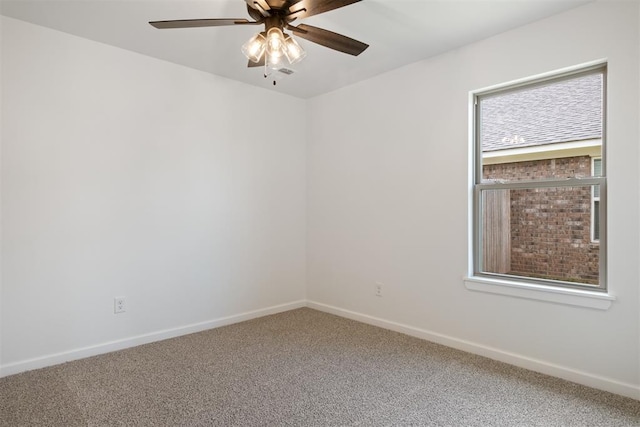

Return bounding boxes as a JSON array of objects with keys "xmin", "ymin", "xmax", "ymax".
[{"xmin": 480, "ymin": 73, "xmax": 602, "ymax": 152}]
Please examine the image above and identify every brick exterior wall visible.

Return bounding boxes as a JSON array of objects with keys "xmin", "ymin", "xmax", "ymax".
[{"xmin": 483, "ymin": 156, "xmax": 599, "ymax": 284}]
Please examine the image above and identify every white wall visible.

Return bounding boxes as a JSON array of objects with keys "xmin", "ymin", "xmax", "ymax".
[
  {"xmin": 0, "ymin": 17, "xmax": 306, "ymax": 371},
  {"xmin": 307, "ymin": 1, "xmax": 640, "ymax": 397}
]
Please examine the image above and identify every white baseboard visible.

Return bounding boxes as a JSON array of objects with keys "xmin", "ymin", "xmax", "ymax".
[
  {"xmin": 307, "ymin": 300, "xmax": 640, "ymax": 401},
  {"xmin": 3, "ymin": 298, "xmax": 638, "ymax": 401},
  {"xmin": 0, "ymin": 300, "xmax": 306, "ymax": 378}
]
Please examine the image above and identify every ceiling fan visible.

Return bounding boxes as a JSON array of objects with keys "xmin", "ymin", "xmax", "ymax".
[{"xmin": 149, "ymin": 0, "xmax": 369, "ymax": 80}]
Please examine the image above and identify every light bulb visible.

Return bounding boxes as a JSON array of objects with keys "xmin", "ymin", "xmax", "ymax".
[{"xmin": 241, "ymin": 32, "xmax": 266, "ymax": 63}]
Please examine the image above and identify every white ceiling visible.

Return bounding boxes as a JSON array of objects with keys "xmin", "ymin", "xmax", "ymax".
[{"xmin": 1, "ymin": 0, "xmax": 590, "ymax": 99}]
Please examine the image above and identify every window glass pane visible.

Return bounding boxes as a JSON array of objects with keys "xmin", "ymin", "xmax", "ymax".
[
  {"xmin": 480, "ymin": 73, "xmax": 602, "ymax": 183},
  {"xmin": 593, "ymin": 158, "xmax": 602, "ymax": 176},
  {"xmin": 480, "ymin": 185, "xmax": 600, "ymax": 286},
  {"xmin": 593, "ymin": 158, "xmax": 602, "ymax": 198},
  {"xmin": 474, "ymin": 66, "xmax": 606, "ymax": 291}
]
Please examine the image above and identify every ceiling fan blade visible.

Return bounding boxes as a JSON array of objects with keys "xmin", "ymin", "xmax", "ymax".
[
  {"xmin": 252, "ymin": 0, "xmax": 272, "ymax": 10},
  {"xmin": 248, "ymin": 55, "xmax": 266, "ymax": 68},
  {"xmin": 288, "ymin": 0, "xmax": 361, "ymax": 19},
  {"xmin": 288, "ymin": 23, "xmax": 368, "ymax": 56},
  {"xmin": 149, "ymin": 19, "xmax": 258, "ymax": 29},
  {"xmin": 246, "ymin": 4, "xmax": 265, "ymax": 20},
  {"xmin": 245, "ymin": 0, "xmax": 271, "ymax": 16}
]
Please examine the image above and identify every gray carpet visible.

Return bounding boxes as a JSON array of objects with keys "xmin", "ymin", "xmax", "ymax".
[{"xmin": 1, "ymin": 308, "xmax": 639, "ymax": 426}]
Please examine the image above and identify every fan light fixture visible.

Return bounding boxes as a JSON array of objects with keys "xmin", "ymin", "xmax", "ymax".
[
  {"xmin": 242, "ymin": 26, "xmax": 306, "ymax": 70},
  {"xmin": 149, "ymin": 0, "xmax": 369, "ymax": 84}
]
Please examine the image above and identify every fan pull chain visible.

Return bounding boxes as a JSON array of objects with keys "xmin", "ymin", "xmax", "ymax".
[{"xmin": 263, "ymin": 73, "xmax": 276, "ymax": 86}]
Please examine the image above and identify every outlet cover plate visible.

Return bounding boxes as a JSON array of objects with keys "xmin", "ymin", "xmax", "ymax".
[{"xmin": 114, "ymin": 297, "xmax": 126, "ymax": 314}]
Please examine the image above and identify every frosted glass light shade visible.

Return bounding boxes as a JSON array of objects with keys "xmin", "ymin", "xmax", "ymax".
[
  {"xmin": 284, "ymin": 35, "xmax": 306, "ymax": 64},
  {"xmin": 265, "ymin": 49, "xmax": 287, "ymax": 72},
  {"xmin": 242, "ymin": 32, "xmax": 266, "ymax": 63},
  {"xmin": 266, "ymin": 27, "xmax": 286, "ymax": 59}
]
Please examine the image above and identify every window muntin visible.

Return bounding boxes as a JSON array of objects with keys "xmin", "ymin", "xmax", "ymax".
[{"xmin": 473, "ymin": 66, "xmax": 606, "ymax": 291}]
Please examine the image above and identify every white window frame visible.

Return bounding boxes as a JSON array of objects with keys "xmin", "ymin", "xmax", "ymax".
[{"xmin": 465, "ymin": 63, "xmax": 613, "ymax": 309}]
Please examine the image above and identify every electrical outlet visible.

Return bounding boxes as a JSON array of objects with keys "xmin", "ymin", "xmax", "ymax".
[
  {"xmin": 114, "ymin": 297, "xmax": 126, "ymax": 314},
  {"xmin": 375, "ymin": 282, "xmax": 383, "ymax": 297}
]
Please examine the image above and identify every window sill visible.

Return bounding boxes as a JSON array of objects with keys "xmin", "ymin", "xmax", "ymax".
[{"xmin": 463, "ymin": 276, "xmax": 615, "ymax": 310}]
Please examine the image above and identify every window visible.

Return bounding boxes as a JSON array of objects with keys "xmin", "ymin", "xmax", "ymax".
[{"xmin": 473, "ymin": 66, "xmax": 606, "ymax": 291}]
